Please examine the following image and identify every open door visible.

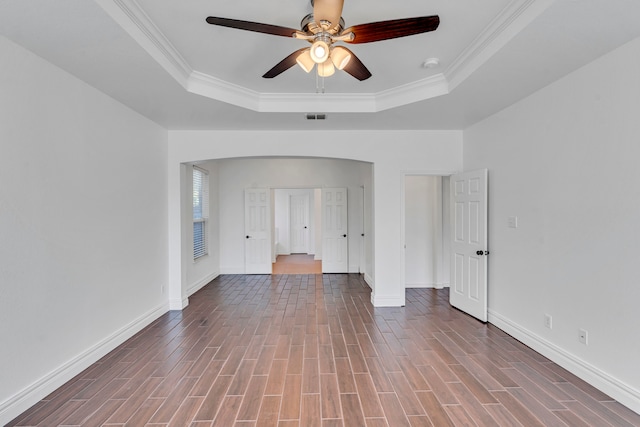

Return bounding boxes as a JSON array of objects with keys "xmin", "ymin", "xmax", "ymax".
[
  {"xmin": 245, "ymin": 188, "xmax": 272, "ymax": 274},
  {"xmin": 450, "ymin": 170, "xmax": 488, "ymax": 322},
  {"xmin": 322, "ymin": 188, "xmax": 348, "ymax": 273}
]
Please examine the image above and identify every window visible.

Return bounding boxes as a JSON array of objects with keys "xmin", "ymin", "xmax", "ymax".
[{"xmin": 193, "ymin": 166, "xmax": 209, "ymax": 260}]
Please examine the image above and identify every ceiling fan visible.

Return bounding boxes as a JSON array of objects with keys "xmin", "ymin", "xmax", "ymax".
[{"xmin": 206, "ymin": 0, "xmax": 439, "ymax": 81}]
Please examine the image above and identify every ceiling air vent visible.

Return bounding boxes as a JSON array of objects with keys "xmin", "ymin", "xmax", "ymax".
[{"xmin": 306, "ymin": 113, "xmax": 326, "ymax": 120}]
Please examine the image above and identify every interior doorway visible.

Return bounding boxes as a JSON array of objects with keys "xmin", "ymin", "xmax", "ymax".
[
  {"xmin": 403, "ymin": 175, "xmax": 451, "ymax": 289},
  {"xmin": 273, "ymin": 188, "xmax": 322, "ymax": 274}
]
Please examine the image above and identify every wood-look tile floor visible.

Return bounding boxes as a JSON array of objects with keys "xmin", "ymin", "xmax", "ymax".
[
  {"xmin": 272, "ymin": 255, "xmax": 322, "ymax": 275},
  {"xmin": 9, "ymin": 274, "xmax": 640, "ymax": 426}
]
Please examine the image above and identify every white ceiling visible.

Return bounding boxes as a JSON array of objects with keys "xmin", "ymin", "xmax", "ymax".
[{"xmin": 1, "ymin": 0, "xmax": 640, "ymax": 129}]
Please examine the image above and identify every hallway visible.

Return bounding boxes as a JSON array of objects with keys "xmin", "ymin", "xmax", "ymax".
[{"xmin": 272, "ymin": 254, "xmax": 322, "ymax": 275}]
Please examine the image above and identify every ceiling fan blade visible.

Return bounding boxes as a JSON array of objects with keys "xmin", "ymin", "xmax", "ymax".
[
  {"xmin": 341, "ymin": 48, "xmax": 372, "ymax": 81},
  {"xmin": 206, "ymin": 16, "xmax": 299, "ymax": 38},
  {"xmin": 263, "ymin": 48, "xmax": 309, "ymax": 78},
  {"xmin": 313, "ymin": 0, "xmax": 344, "ymax": 29},
  {"xmin": 344, "ymin": 15, "xmax": 440, "ymax": 44}
]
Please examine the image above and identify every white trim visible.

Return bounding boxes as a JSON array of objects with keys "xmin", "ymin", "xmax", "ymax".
[
  {"xmin": 446, "ymin": 0, "xmax": 555, "ymax": 91},
  {"xmin": 405, "ymin": 282, "xmax": 449, "ymax": 289},
  {"xmin": 375, "ymin": 74, "xmax": 449, "ymax": 111},
  {"xmin": 189, "ymin": 71, "xmax": 260, "ymax": 111},
  {"xmin": 220, "ymin": 267, "xmax": 247, "ymax": 275},
  {"xmin": 488, "ymin": 309, "xmax": 640, "ymax": 414},
  {"xmin": 94, "ymin": 0, "xmax": 191, "ymax": 85},
  {"xmin": 0, "ymin": 302, "xmax": 169, "ymax": 426},
  {"xmin": 405, "ymin": 283, "xmax": 432, "ymax": 288},
  {"xmin": 187, "ymin": 272, "xmax": 219, "ymax": 297},
  {"xmin": 364, "ymin": 273, "xmax": 374, "ymax": 290},
  {"xmin": 371, "ymin": 294, "xmax": 405, "ymax": 307},
  {"xmin": 169, "ymin": 297, "xmax": 188, "ymax": 310}
]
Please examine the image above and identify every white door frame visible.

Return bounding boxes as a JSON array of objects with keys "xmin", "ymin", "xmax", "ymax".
[
  {"xmin": 273, "ymin": 187, "xmax": 319, "ymax": 257},
  {"xmin": 400, "ymin": 171, "xmax": 456, "ymax": 295}
]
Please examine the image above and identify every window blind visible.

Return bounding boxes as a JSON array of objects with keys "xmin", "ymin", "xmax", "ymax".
[{"xmin": 193, "ymin": 166, "xmax": 209, "ymax": 260}]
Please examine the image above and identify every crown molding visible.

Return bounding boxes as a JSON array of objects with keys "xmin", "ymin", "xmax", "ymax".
[
  {"xmin": 189, "ymin": 71, "xmax": 261, "ymax": 111},
  {"xmin": 98, "ymin": 0, "xmax": 553, "ymax": 113},
  {"xmin": 445, "ymin": 0, "xmax": 556, "ymax": 91},
  {"xmin": 376, "ymin": 74, "xmax": 449, "ymax": 111},
  {"xmin": 94, "ymin": 0, "xmax": 191, "ymax": 85}
]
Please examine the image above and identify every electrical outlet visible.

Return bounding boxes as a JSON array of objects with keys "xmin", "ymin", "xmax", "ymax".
[
  {"xmin": 544, "ymin": 314, "xmax": 552, "ymax": 329},
  {"xmin": 579, "ymin": 329, "xmax": 588, "ymax": 345}
]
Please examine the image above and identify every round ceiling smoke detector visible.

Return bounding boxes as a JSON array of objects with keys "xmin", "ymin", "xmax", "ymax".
[{"xmin": 422, "ymin": 58, "xmax": 440, "ymax": 69}]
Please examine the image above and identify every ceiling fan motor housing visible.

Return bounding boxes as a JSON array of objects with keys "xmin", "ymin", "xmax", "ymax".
[{"xmin": 301, "ymin": 14, "xmax": 345, "ymax": 35}]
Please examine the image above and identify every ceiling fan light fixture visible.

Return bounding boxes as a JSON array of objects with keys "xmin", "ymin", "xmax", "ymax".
[
  {"xmin": 317, "ymin": 60, "xmax": 335, "ymax": 77},
  {"xmin": 330, "ymin": 46, "xmax": 351, "ymax": 70},
  {"xmin": 310, "ymin": 40, "xmax": 330, "ymax": 63},
  {"xmin": 296, "ymin": 49, "xmax": 315, "ymax": 73}
]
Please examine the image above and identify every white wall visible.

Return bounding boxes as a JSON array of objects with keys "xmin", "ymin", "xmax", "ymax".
[
  {"xmin": 216, "ymin": 158, "xmax": 369, "ymax": 274},
  {"xmin": 0, "ymin": 36, "xmax": 169, "ymax": 424},
  {"xmin": 167, "ymin": 130, "xmax": 462, "ymax": 307},
  {"xmin": 464, "ymin": 36, "xmax": 640, "ymax": 413}
]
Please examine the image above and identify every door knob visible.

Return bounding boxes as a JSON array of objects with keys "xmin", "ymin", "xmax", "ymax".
[
  {"xmin": 304, "ymin": 226, "xmax": 308, "ymax": 229},
  {"xmin": 343, "ymin": 234, "xmax": 347, "ymax": 238},
  {"xmin": 476, "ymin": 250, "xmax": 483, "ymax": 256},
  {"xmin": 246, "ymin": 235, "xmax": 251, "ymax": 239}
]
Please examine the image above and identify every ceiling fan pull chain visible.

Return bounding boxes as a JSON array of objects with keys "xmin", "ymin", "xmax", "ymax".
[{"xmin": 316, "ymin": 69, "xmax": 325, "ymax": 94}]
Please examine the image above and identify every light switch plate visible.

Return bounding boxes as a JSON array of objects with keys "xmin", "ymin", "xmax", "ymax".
[{"xmin": 508, "ymin": 216, "xmax": 518, "ymax": 228}]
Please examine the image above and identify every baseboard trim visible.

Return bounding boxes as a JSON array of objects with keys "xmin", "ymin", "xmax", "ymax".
[
  {"xmin": 187, "ymin": 271, "xmax": 219, "ymax": 297},
  {"xmin": 405, "ymin": 282, "xmax": 450, "ymax": 289},
  {"xmin": 363, "ymin": 273, "xmax": 374, "ymax": 290},
  {"xmin": 169, "ymin": 296, "xmax": 188, "ymax": 310},
  {"xmin": 220, "ymin": 267, "xmax": 245, "ymax": 275},
  {"xmin": 371, "ymin": 294, "xmax": 404, "ymax": 307},
  {"xmin": 0, "ymin": 302, "xmax": 169, "ymax": 426},
  {"xmin": 488, "ymin": 309, "xmax": 640, "ymax": 414}
]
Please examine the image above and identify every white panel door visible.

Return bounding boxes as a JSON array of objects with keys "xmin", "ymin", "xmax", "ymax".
[
  {"xmin": 245, "ymin": 189, "xmax": 272, "ymax": 274},
  {"xmin": 450, "ymin": 170, "xmax": 488, "ymax": 322},
  {"xmin": 322, "ymin": 188, "xmax": 348, "ymax": 273},
  {"xmin": 290, "ymin": 194, "xmax": 309, "ymax": 253}
]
